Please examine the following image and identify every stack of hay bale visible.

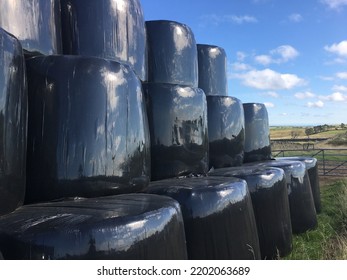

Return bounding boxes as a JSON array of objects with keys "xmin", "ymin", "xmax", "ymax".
[{"xmin": 0, "ymin": 0, "xmax": 320, "ymax": 260}]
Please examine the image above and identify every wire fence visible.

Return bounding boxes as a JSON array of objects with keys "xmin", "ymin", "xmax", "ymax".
[{"xmin": 272, "ymin": 148, "xmax": 347, "ymax": 177}]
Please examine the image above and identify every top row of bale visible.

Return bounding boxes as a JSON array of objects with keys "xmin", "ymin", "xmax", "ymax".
[{"xmin": 0, "ymin": 0, "xmax": 228, "ymax": 95}]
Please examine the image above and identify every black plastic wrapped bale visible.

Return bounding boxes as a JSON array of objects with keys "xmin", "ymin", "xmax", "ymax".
[
  {"xmin": 146, "ymin": 20, "xmax": 198, "ymax": 87},
  {"xmin": 275, "ymin": 157, "xmax": 321, "ymax": 213},
  {"xmin": 0, "ymin": 0, "xmax": 62, "ymax": 56},
  {"xmin": 0, "ymin": 194, "xmax": 187, "ymax": 260},
  {"xmin": 209, "ymin": 166, "xmax": 292, "ymax": 259},
  {"xmin": 144, "ymin": 177, "xmax": 261, "ymax": 260},
  {"xmin": 60, "ymin": 0, "xmax": 147, "ymax": 81},
  {"xmin": 197, "ymin": 44, "xmax": 228, "ymax": 96},
  {"xmin": 243, "ymin": 103, "xmax": 271, "ymax": 163},
  {"xmin": 254, "ymin": 160, "xmax": 317, "ymax": 234},
  {"xmin": 143, "ymin": 83, "xmax": 208, "ymax": 181},
  {"xmin": 207, "ymin": 96, "xmax": 245, "ymax": 168},
  {"xmin": 25, "ymin": 56, "xmax": 150, "ymax": 204},
  {"xmin": 0, "ymin": 250, "xmax": 3, "ymax": 260},
  {"xmin": 0, "ymin": 28, "xmax": 28, "ymax": 215}
]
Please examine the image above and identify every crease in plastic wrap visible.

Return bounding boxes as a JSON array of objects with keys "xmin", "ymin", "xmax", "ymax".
[
  {"xmin": 143, "ymin": 83, "xmax": 208, "ymax": 181},
  {"xmin": 0, "ymin": 194, "xmax": 188, "ymax": 260},
  {"xmin": 0, "ymin": 0, "xmax": 62, "ymax": 56},
  {"xmin": 209, "ymin": 166, "xmax": 293, "ymax": 259},
  {"xmin": 207, "ymin": 96, "xmax": 245, "ymax": 168},
  {"xmin": 243, "ymin": 103, "xmax": 272, "ymax": 163},
  {"xmin": 143, "ymin": 176, "xmax": 261, "ymax": 260},
  {"xmin": 146, "ymin": 20, "xmax": 198, "ymax": 87},
  {"xmin": 275, "ymin": 156, "xmax": 321, "ymax": 213},
  {"xmin": 0, "ymin": 28, "xmax": 28, "ymax": 215},
  {"xmin": 251, "ymin": 160, "xmax": 318, "ymax": 234},
  {"xmin": 25, "ymin": 56, "xmax": 150, "ymax": 204},
  {"xmin": 60, "ymin": 0, "xmax": 147, "ymax": 81},
  {"xmin": 197, "ymin": 44, "xmax": 228, "ymax": 96}
]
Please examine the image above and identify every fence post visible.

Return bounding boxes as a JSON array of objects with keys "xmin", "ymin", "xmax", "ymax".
[{"xmin": 322, "ymin": 149, "xmax": 326, "ymax": 175}]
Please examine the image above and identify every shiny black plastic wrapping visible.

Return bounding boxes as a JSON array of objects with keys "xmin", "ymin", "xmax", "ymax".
[
  {"xmin": 0, "ymin": 28, "xmax": 28, "ymax": 215},
  {"xmin": 143, "ymin": 83, "xmax": 208, "ymax": 181},
  {"xmin": 207, "ymin": 96, "xmax": 245, "ymax": 168},
  {"xmin": 252, "ymin": 160, "xmax": 317, "ymax": 234},
  {"xmin": 209, "ymin": 166, "xmax": 292, "ymax": 259},
  {"xmin": 197, "ymin": 44, "xmax": 228, "ymax": 96},
  {"xmin": 0, "ymin": 194, "xmax": 188, "ymax": 260},
  {"xmin": 275, "ymin": 157, "xmax": 321, "ymax": 213},
  {"xmin": 146, "ymin": 20, "xmax": 198, "ymax": 87},
  {"xmin": 0, "ymin": 0, "xmax": 62, "ymax": 56},
  {"xmin": 243, "ymin": 103, "xmax": 271, "ymax": 163},
  {"xmin": 60, "ymin": 0, "xmax": 147, "ymax": 81},
  {"xmin": 144, "ymin": 177, "xmax": 261, "ymax": 260},
  {"xmin": 25, "ymin": 55, "xmax": 150, "ymax": 203}
]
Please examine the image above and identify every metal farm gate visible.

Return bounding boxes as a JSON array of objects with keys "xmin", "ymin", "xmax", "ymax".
[{"xmin": 273, "ymin": 148, "xmax": 347, "ymax": 177}]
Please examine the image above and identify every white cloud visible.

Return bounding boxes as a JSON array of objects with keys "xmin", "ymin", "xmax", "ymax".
[
  {"xmin": 337, "ymin": 72, "xmax": 347, "ymax": 79},
  {"xmin": 288, "ymin": 13, "xmax": 303, "ymax": 23},
  {"xmin": 325, "ymin": 40, "xmax": 347, "ymax": 57},
  {"xmin": 255, "ymin": 45, "xmax": 299, "ymax": 65},
  {"xmin": 319, "ymin": 92, "xmax": 347, "ymax": 101},
  {"xmin": 294, "ymin": 91, "xmax": 316, "ymax": 99},
  {"xmin": 255, "ymin": 55, "xmax": 272, "ymax": 65},
  {"xmin": 200, "ymin": 14, "xmax": 258, "ymax": 26},
  {"xmin": 280, "ymin": 113, "xmax": 288, "ymax": 116},
  {"xmin": 264, "ymin": 102, "xmax": 275, "ymax": 108},
  {"xmin": 307, "ymin": 100, "xmax": 324, "ymax": 108},
  {"xmin": 321, "ymin": 0, "xmax": 347, "ymax": 9},
  {"xmin": 231, "ymin": 62, "xmax": 253, "ymax": 71},
  {"xmin": 236, "ymin": 68, "xmax": 305, "ymax": 90},
  {"xmin": 272, "ymin": 45, "xmax": 299, "ymax": 62},
  {"xmin": 332, "ymin": 85, "xmax": 347, "ymax": 91},
  {"xmin": 263, "ymin": 91, "xmax": 279, "ymax": 98},
  {"xmin": 236, "ymin": 51, "xmax": 247, "ymax": 61},
  {"xmin": 227, "ymin": 15, "xmax": 258, "ymax": 24}
]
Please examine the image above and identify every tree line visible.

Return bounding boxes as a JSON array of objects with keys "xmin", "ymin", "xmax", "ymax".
[{"xmin": 305, "ymin": 123, "xmax": 345, "ymax": 137}]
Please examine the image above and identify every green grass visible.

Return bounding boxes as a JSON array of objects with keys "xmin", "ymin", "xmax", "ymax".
[
  {"xmin": 328, "ymin": 132, "xmax": 347, "ymax": 146},
  {"xmin": 283, "ymin": 180, "xmax": 347, "ymax": 260}
]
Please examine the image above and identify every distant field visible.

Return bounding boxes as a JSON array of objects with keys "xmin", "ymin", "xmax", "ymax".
[
  {"xmin": 270, "ymin": 126, "xmax": 347, "ymax": 151},
  {"xmin": 270, "ymin": 127, "xmax": 306, "ymax": 139},
  {"xmin": 270, "ymin": 126, "xmax": 346, "ymax": 140}
]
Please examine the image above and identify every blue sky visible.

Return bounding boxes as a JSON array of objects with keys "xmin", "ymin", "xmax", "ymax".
[{"xmin": 141, "ymin": 0, "xmax": 347, "ymax": 126}]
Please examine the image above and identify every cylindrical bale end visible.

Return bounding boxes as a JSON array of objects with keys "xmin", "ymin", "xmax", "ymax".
[
  {"xmin": 144, "ymin": 176, "xmax": 261, "ymax": 260},
  {"xmin": 0, "ymin": 194, "xmax": 187, "ymax": 259}
]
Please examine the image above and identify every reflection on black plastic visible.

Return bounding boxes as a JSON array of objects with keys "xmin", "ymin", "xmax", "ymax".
[
  {"xmin": 60, "ymin": 0, "xmax": 147, "ymax": 81},
  {"xmin": 251, "ymin": 160, "xmax": 318, "ymax": 234},
  {"xmin": 146, "ymin": 20, "xmax": 198, "ymax": 87},
  {"xmin": 243, "ymin": 103, "xmax": 271, "ymax": 163},
  {"xmin": 143, "ymin": 83, "xmax": 208, "ymax": 181},
  {"xmin": 209, "ymin": 166, "xmax": 292, "ymax": 259},
  {"xmin": 207, "ymin": 96, "xmax": 244, "ymax": 168},
  {"xmin": 0, "ymin": 194, "xmax": 187, "ymax": 260},
  {"xmin": 0, "ymin": 0, "xmax": 62, "ymax": 56},
  {"xmin": 25, "ymin": 56, "xmax": 150, "ymax": 204},
  {"xmin": 275, "ymin": 157, "xmax": 321, "ymax": 213},
  {"xmin": 144, "ymin": 177, "xmax": 261, "ymax": 260},
  {"xmin": 0, "ymin": 28, "xmax": 28, "ymax": 215},
  {"xmin": 197, "ymin": 44, "xmax": 228, "ymax": 96}
]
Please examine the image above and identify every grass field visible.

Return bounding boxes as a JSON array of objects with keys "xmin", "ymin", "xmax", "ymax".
[
  {"xmin": 270, "ymin": 126, "xmax": 346, "ymax": 140},
  {"xmin": 270, "ymin": 126, "xmax": 347, "ymax": 150},
  {"xmin": 283, "ymin": 179, "xmax": 347, "ymax": 260}
]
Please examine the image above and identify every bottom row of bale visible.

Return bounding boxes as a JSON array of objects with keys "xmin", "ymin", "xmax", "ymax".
[{"xmin": 0, "ymin": 157, "xmax": 320, "ymax": 260}]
